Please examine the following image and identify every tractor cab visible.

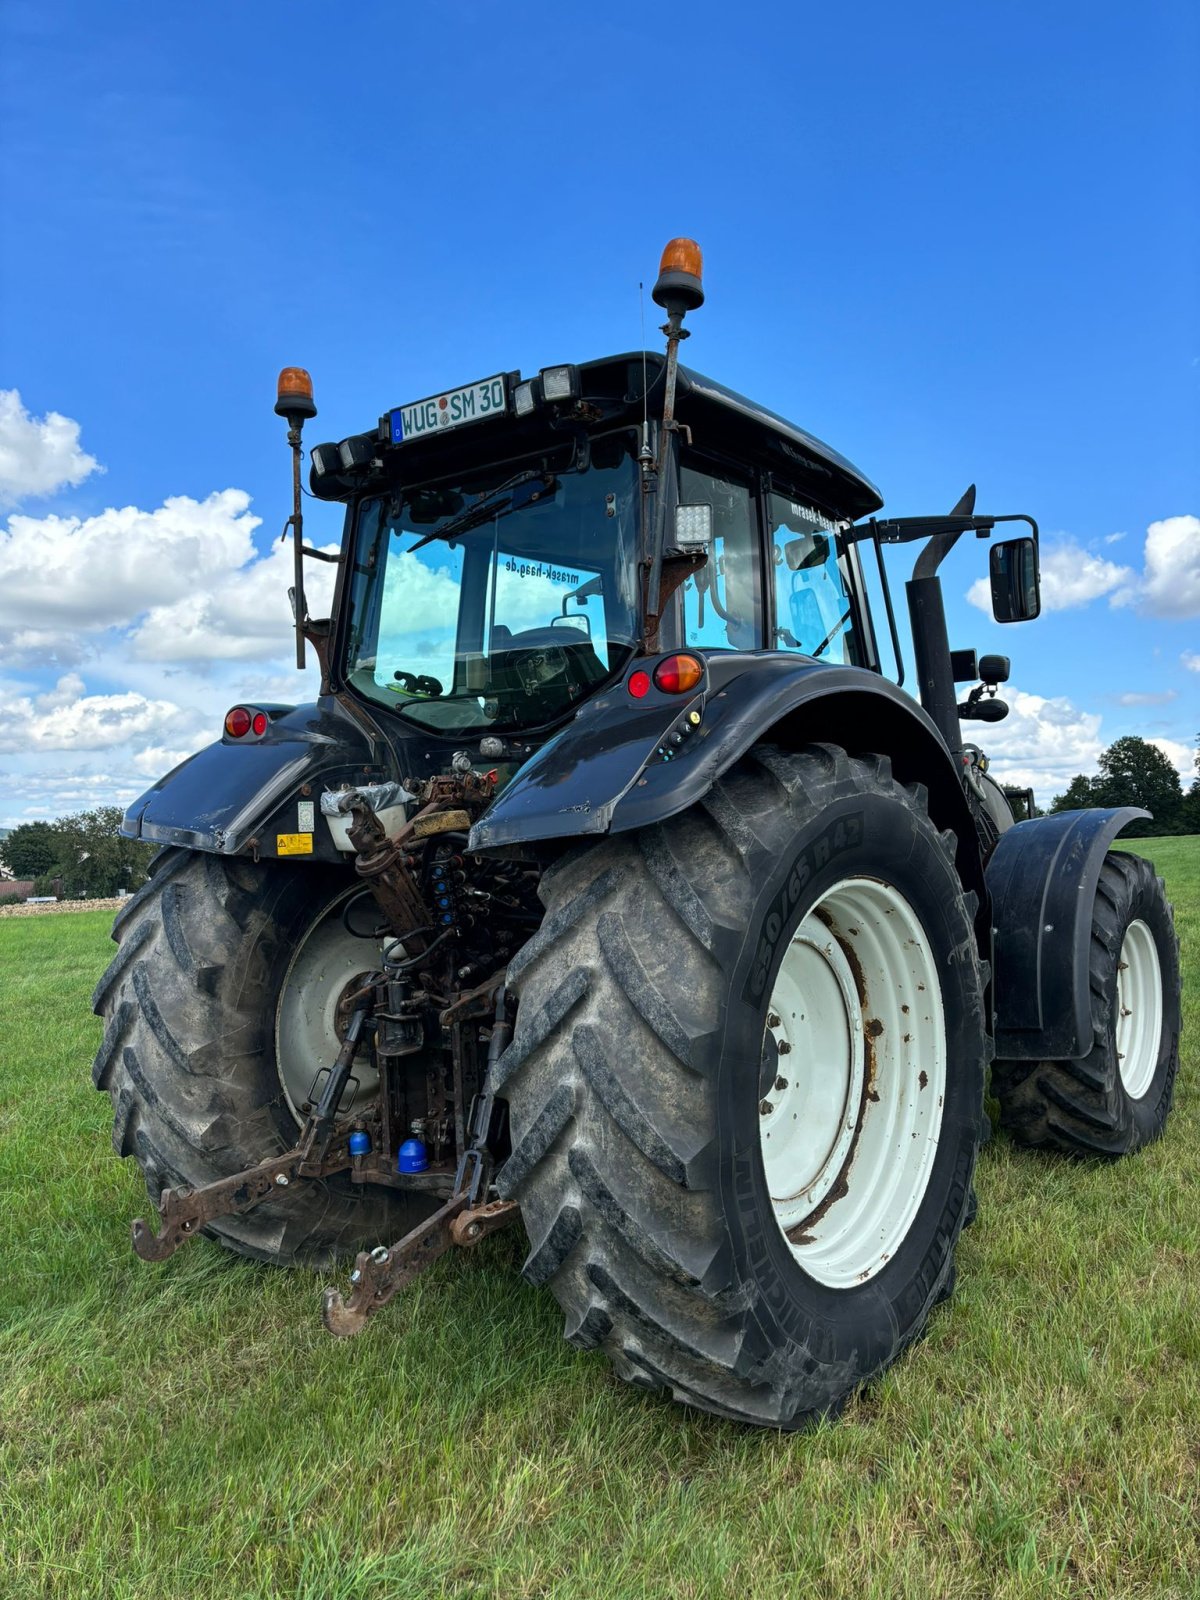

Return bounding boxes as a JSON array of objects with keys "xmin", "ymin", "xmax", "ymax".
[{"xmin": 312, "ymin": 354, "xmax": 886, "ymax": 745}]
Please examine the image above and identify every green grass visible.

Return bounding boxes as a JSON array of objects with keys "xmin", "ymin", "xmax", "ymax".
[{"xmin": 2, "ymin": 840, "xmax": 1198, "ymax": 1600}]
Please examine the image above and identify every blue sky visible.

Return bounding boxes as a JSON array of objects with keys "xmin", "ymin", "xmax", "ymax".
[{"xmin": 1, "ymin": 0, "xmax": 1196, "ymax": 826}]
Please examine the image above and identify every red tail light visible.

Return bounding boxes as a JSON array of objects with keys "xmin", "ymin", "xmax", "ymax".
[
  {"xmin": 251, "ymin": 711, "xmax": 268, "ymax": 736},
  {"xmin": 627, "ymin": 670, "xmax": 651, "ymax": 699},
  {"xmin": 224, "ymin": 706, "xmax": 252, "ymax": 738}
]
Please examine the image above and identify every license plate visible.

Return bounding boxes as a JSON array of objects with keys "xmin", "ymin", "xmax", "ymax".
[{"xmin": 389, "ymin": 374, "xmax": 508, "ymax": 443}]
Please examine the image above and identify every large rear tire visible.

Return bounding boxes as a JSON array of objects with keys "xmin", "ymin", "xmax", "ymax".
[
  {"xmin": 496, "ymin": 744, "xmax": 988, "ymax": 1427},
  {"xmin": 92, "ymin": 849, "xmax": 433, "ymax": 1267},
  {"xmin": 992, "ymin": 850, "xmax": 1181, "ymax": 1156}
]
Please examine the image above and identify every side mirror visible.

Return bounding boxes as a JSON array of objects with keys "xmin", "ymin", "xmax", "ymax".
[{"xmin": 990, "ymin": 537, "xmax": 1040, "ymax": 623}]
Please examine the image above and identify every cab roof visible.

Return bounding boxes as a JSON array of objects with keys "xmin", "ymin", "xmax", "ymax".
[{"xmin": 314, "ymin": 351, "xmax": 884, "ymax": 521}]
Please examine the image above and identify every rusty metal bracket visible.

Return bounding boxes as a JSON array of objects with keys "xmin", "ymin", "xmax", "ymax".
[
  {"xmin": 131, "ymin": 1149, "xmax": 310, "ymax": 1262},
  {"xmin": 320, "ymin": 1194, "xmax": 521, "ymax": 1337},
  {"xmin": 321, "ymin": 1192, "xmax": 469, "ymax": 1336},
  {"xmin": 449, "ymin": 1198, "xmax": 519, "ymax": 1248}
]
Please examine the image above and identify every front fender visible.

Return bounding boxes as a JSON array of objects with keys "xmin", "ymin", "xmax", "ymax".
[
  {"xmin": 469, "ymin": 652, "xmax": 962, "ymax": 852},
  {"xmin": 987, "ymin": 806, "xmax": 1150, "ymax": 1060},
  {"xmin": 122, "ymin": 698, "xmax": 388, "ymax": 859}
]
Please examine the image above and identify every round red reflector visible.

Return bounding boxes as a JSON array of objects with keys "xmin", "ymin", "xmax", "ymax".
[
  {"xmin": 224, "ymin": 706, "xmax": 252, "ymax": 738},
  {"xmin": 653, "ymin": 654, "xmax": 703, "ymax": 694},
  {"xmin": 251, "ymin": 711, "xmax": 268, "ymax": 736},
  {"xmin": 628, "ymin": 670, "xmax": 651, "ymax": 699}
]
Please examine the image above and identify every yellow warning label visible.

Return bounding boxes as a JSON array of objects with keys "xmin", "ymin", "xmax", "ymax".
[{"xmin": 276, "ymin": 832, "xmax": 313, "ymax": 856}]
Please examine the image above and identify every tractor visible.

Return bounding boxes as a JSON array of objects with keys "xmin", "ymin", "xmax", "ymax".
[{"xmin": 94, "ymin": 239, "xmax": 1182, "ymax": 1428}]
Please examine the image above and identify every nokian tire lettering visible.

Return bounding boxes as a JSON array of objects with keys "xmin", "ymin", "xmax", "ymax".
[
  {"xmin": 992, "ymin": 850, "xmax": 1181, "ymax": 1157},
  {"xmin": 91, "ymin": 848, "xmax": 434, "ymax": 1267},
  {"xmin": 496, "ymin": 743, "xmax": 988, "ymax": 1427}
]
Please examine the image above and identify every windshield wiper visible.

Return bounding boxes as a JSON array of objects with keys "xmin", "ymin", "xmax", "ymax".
[{"xmin": 408, "ymin": 470, "xmax": 555, "ymax": 553}]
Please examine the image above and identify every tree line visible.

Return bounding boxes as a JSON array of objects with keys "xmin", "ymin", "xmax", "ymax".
[
  {"xmin": 1050, "ymin": 734, "xmax": 1200, "ymax": 836},
  {"xmin": 1, "ymin": 734, "xmax": 1195, "ymax": 904},
  {"xmin": 0, "ymin": 807, "xmax": 158, "ymax": 901}
]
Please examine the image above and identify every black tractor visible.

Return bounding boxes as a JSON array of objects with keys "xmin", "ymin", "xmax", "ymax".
[{"xmin": 94, "ymin": 239, "xmax": 1182, "ymax": 1428}]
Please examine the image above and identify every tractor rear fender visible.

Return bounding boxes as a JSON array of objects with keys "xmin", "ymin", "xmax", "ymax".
[
  {"xmin": 120, "ymin": 699, "xmax": 391, "ymax": 861},
  {"xmin": 470, "ymin": 651, "xmax": 985, "ymax": 906},
  {"xmin": 987, "ymin": 806, "xmax": 1150, "ymax": 1061}
]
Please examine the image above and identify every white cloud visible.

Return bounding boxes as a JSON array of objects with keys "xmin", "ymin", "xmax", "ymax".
[
  {"xmin": 0, "ymin": 627, "xmax": 88, "ymax": 668},
  {"xmin": 1146, "ymin": 736, "xmax": 1195, "ymax": 781},
  {"xmin": 967, "ymin": 540, "xmax": 1133, "ymax": 614},
  {"xmin": 1114, "ymin": 689, "xmax": 1178, "ymax": 706},
  {"xmin": 1103, "ymin": 532, "xmax": 1126, "ymax": 545},
  {"xmin": 0, "ymin": 673, "xmax": 189, "ymax": 754},
  {"xmin": 976, "ymin": 686, "xmax": 1105, "ymax": 795},
  {"xmin": 1134, "ymin": 515, "xmax": 1200, "ymax": 620},
  {"xmin": 1183, "ymin": 652, "xmax": 1200, "ymax": 673},
  {"xmin": 129, "ymin": 533, "xmax": 339, "ymax": 662},
  {"xmin": 130, "ymin": 745, "xmax": 200, "ymax": 777},
  {"xmin": 0, "ymin": 488, "xmax": 261, "ymax": 638},
  {"xmin": 0, "ymin": 390, "xmax": 101, "ymax": 509}
]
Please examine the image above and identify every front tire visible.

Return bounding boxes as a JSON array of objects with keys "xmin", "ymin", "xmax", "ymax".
[
  {"xmin": 92, "ymin": 849, "xmax": 433, "ymax": 1267},
  {"xmin": 992, "ymin": 850, "xmax": 1181, "ymax": 1156},
  {"xmin": 496, "ymin": 744, "xmax": 988, "ymax": 1427}
]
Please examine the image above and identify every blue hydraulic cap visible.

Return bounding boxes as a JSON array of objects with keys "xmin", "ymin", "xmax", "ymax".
[
  {"xmin": 397, "ymin": 1137, "xmax": 429, "ymax": 1174},
  {"xmin": 348, "ymin": 1129, "xmax": 371, "ymax": 1157}
]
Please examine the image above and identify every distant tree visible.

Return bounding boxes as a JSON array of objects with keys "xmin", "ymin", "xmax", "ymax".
[
  {"xmin": 1181, "ymin": 730, "xmax": 1200, "ymax": 834},
  {"xmin": 1050, "ymin": 774, "xmax": 1097, "ymax": 813},
  {"xmin": 35, "ymin": 807, "xmax": 156, "ymax": 898},
  {"xmin": 1091, "ymin": 736, "xmax": 1183, "ymax": 836},
  {"xmin": 0, "ymin": 820, "xmax": 60, "ymax": 880}
]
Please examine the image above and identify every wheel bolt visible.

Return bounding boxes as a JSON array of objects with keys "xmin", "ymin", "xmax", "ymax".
[
  {"xmin": 760, "ymin": 1099, "xmax": 773, "ymax": 1115},
  {"xmin": 767, "ymin": 1013, "xmax": 781, "ymax": 1028},
  {"xmin": 777, "ymin": 1040, "xmax": 792, "ymax": 1055},
  {"xmin": 775, "ymin": 1076, "xmax": 788, "ymax": 1092}
]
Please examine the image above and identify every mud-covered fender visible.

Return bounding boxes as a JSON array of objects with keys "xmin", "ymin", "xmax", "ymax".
[
  {"xmin": 987, "ymin": 806, "xmax": 1150, "ymax": 1061},
  {"xmin": 470, "ymin": 651, "xmax": 970, "ymax": 854},
  {"xmin": 121, "ymin": 698, "xmax": 389, "ymax": 860}
]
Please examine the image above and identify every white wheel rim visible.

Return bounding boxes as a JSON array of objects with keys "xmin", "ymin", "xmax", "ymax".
[
  {"xmin": 759, "ymin": 876, "xmax": 947, "ymax": 1289},
  {"xmin": 275, "ymin": 893, "xmax": 389, "ymax": 1124},
  {"xmin": 1115, "ymin": 918, "xmax": 1162, "ymax": 1100}
]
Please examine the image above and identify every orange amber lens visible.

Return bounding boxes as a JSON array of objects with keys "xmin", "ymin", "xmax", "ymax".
[
  {"xmin": 276, "ymin": 366, "xmax": 313, "ymax": 402},
  {"xmin": 653, "ymin": 654, "xmax": 704, "ymax": 694},
  {"xmin": 658, "ymin": 238, "xmax": 703, "ymax": 280}
]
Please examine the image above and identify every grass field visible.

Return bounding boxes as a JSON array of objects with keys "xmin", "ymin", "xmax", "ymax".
[{"xmin": 1, "ymin": 839, "xmax": 1196, "ymax": 1599}]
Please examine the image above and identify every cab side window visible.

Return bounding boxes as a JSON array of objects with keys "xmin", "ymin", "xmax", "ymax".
[
  {"xmin": 678, "ymin": 463, "xmax": 761, "ymax": 650},
  {"xmin": 768, "ymin": 493, "xmax": 860, "ymax": 665}
]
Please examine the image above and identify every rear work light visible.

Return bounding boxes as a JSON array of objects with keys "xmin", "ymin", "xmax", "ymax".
[{"xmin": 653, "ymin": 654, "xmax": 704, "ymax": 694}]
